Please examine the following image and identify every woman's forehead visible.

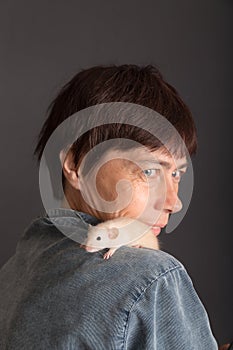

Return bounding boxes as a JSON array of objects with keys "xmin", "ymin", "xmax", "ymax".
[{"xmin": 100, "ymin": 146, "xmax": 187, "ymax": 169}]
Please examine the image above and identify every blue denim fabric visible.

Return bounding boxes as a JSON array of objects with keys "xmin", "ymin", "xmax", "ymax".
[{"xmin": 0, "ymin": 208, "xmax": 218, "ymax": 349}]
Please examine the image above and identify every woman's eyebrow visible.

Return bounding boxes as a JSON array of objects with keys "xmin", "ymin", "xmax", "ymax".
[
  {"xmin": 138, "ymin": 160, "xmax": 188, "ymax": 170},
  {"xmin": 177, "ymin": 162, "xmax": 189, "ymax": 169}
]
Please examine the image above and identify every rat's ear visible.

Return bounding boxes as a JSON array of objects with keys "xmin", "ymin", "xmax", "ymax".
[
  {"xmin": 108, "ymin": 227, "xmax": 119, "ymax": 240},
  {"xmin": 60, "ymin": 148, "xmax": 81, "ymax": 190}
]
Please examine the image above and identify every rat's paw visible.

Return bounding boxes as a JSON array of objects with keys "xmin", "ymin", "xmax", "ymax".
[
  {"xmin": 103, "ymin": 248, "xmax": 117, "ymax": 259},
  {"xmin": 103, "ymin": 251, "xmax": 112, "ymax": 259}
]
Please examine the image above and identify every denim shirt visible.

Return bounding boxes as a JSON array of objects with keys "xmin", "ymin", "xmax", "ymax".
[{"xmin": 0, "ymin": 208, "xmax": 218, "ymax": 349}]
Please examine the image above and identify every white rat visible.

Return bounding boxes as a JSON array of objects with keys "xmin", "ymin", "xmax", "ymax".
[{"xmin": 82, "ymin": 217, "xmax": 159, "ymax": 259}]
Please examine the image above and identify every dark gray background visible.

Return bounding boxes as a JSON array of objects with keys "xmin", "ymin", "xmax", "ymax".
[{"xmin": 0, "ymin": 0, "xmax": 232, "ymax": 345}]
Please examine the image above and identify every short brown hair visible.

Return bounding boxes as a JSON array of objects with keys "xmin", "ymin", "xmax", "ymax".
[{"xmin": 33, "ymin": 64, "xmax": 197, "ymax": 198}]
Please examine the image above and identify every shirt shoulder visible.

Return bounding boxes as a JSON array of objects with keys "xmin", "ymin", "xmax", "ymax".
[
  {"xmin": 122, "ymin": 247, "xmax": 218, "ymax": 349},
  {"xmin": 18, "ymin": 214, "xmax": 185, "ymax": 292},
  {"xmin": 107, "ymin": 245, "xmax": 185, "ymax": 284},
  {"xmin": 0, "ymin": 214, "xmax": 218, "ymax": 349}
]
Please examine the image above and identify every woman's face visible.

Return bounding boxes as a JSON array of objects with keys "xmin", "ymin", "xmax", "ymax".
[{"xmin": 75, "ymin": 146, "xmax": 188, "ymax": 245}]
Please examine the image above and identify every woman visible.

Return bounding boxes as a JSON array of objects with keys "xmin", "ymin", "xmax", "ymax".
[{"xmin": 0, "ymin": 64, "xmax": 231, "ymax": 349}]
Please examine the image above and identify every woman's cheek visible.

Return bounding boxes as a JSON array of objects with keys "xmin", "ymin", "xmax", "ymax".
[{"xmin": 127, "ymin": 182, "xmax": 150, "ymax": 213}]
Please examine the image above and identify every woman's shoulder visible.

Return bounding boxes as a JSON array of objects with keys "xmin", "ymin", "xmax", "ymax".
[
  {"xmin": 73, "ymin": 247, "xmax": 188, "ymax": 316},
  {"xmin": 17, "ymin": 214, "xmax": 186, "ymax": 293},
  {"xmin": 104, "ymin": 246, "xmax": 185, "ymax": 282}
]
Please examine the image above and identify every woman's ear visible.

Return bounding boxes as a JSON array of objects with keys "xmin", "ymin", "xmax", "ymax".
[{"xmin": 59, "ymin": 149, "xmax": 81, "ymax": 190}]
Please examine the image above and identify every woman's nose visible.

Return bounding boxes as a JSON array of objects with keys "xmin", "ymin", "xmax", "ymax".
[{"xmin": 163, "ymin": 179, "xmax": 183, "ymax": 214}]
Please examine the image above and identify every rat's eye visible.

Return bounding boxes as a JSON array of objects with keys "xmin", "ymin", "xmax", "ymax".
[{"xmin": 96, "ymin": 236, "xmax": 101, "ymax": 241}]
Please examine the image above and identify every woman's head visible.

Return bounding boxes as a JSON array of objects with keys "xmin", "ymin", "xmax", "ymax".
[
  {"xmin": 34, "ymin": 64, "xmax": 197, "ymax": 228},
  {"xmin": 34, "ymin": 64, "xmax": 197, "ymax": 162}
]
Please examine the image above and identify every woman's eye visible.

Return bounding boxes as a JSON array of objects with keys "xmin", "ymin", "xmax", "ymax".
[
  {"xmin": 142, "ymin": 169, "xmax": 160, "ymax": 177},
  {"xmin": 172, "ymin": 170, "xmax": 185, "ymax": 182}
]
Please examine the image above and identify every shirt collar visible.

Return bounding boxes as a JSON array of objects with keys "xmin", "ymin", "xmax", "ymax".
[{"xmin": 44, "ymin": 208, "xmax": 102, "ymax": 226}]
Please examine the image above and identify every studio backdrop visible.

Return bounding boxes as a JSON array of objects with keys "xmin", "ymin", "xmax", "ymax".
[{"xmin": 0, "ymin": 0, "xmax": 232, "ymax": 344}]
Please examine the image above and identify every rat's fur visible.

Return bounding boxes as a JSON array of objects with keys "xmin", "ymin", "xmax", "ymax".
[{"xmin": 82, "ymin": 217, "xmax": 159, "ymax": 259}]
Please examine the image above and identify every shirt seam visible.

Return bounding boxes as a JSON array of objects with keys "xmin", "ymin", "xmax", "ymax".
[{"xmin": 122, "ymin": 263, "xmax": 184, "ymax": 350}]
